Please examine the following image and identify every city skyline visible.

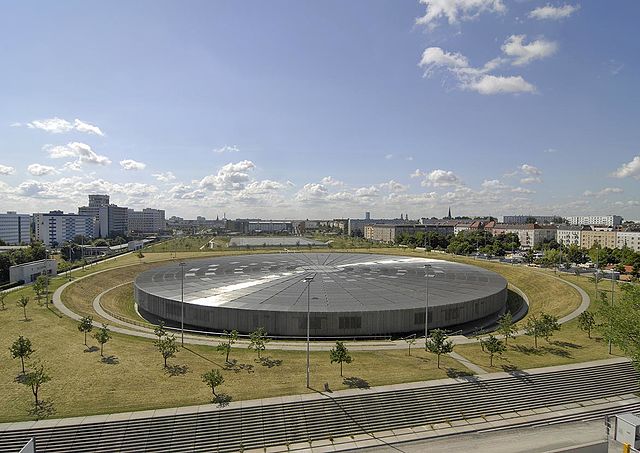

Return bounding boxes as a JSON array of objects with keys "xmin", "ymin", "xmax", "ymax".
[{"xmin": 1, "ymin": 1, "xmax": 639, "ymax": 220}]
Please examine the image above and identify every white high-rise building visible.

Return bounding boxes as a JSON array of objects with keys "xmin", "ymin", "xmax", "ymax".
[
  {"xmin": 33, "ymin": 211, "xmax": 96, "ymax": 247},
  {"xmin": 0, "ymin": 212, "xmax": 31, "ymax": 245},
  {"xmin": 617, "ymin": 231, "xmax": 640, "ymax": 253},
  {"xmin": 566, "ymin": 215, "xmax": 623, "ymax": 227},
  {"xmin": 78, "ymin": 194, "xmax": 128, "ymax": 237}
]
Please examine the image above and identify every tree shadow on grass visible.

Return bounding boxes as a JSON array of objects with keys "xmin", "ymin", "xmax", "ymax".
[
  {"xmin": 511, "ymin": 345, "xmax": 544, "ymax": 356},
  {"xmin": 541, "ymin": 346, "xmax": 572, "ymax": 358},
  {"xmin": 27, "ymin": 400, "xmax": 56, "ymax": 420},
  {"xmin": 101, "ymin": 355, "xmax": 120, "ymax": 365},
  {"xmin": 258, "ymin": 357, "xmax": 282, "ymax": 368},
  {"xmin": 445, "ymin": 368, "xmax": 475, "ymax": 379},
  {"xmin": 223, "ymin": 359, "xmax": 255, "ymax": 374},
  {"xmin": 84, "ymin": 346, "xmax": 99, "ymax": 353},
  {"xmin": 551, "ymin": 340, "xmax": 583, "ymax": 349},
  {"xmin": 213, "ymin": 393, "xmax": 232, "ymax": 407},
  {"xmin": 343, "ymin": 376, "xmax": 370, "ymax": 389},
  {"xmin": 14, "ymin": 373, "xmax": 28, "ymax": 384},
  {"xmin": 165, "ymin": 364, "xmax": 189, "ymax": 376}
]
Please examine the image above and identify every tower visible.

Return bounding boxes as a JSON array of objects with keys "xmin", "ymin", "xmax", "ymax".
[{"xmin": 447, "ymin": 207, "xmax": 452, "ymax": 219}]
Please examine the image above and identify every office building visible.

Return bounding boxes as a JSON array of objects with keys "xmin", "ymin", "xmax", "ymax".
[
  {"xmin": 128, "ymin": 208, "xmax": 166, "ymax": 235},
  {"xmin": 0, "ymin": 212, "xmax": 31, "ymax": 245},
  {"xmin": 567, "ymin": 215, "xmax": 623, "ymax": 227},
  {"xmin": 33, "ymin": 211, "xmax": 96, "ymax": 247},
  {"xmin": 78, "ymin": 195, "xmax": 128, "ymax": 237}
]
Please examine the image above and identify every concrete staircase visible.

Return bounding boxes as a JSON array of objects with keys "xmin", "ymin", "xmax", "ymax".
[{"xmin": 1, "ymin": 360, "xmax": 638, "ymax": 453}]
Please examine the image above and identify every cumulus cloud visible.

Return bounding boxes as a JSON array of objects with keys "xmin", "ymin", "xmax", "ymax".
[
  {"xmin": 417, "ymin": 169, "xmax": 463, "ymax": 187},
  {"xmin": 0, "ymin": 164, "xmax": 15, "ymax": 175},
  {"xmin": 152, "ymin": 171, "xmax": 177, "ymax": 182},
  {"xmin": 213, "ymin": 145, "xmax": 240, "ymax": 154},
  {"xmin": 481, "ymin": 179, "xmax": 507, "ymax": 190},
  {"xmin": 468, "ymin": 75, "xmax": 535, "ymax": 94},
  {"xmin": 25, "ymin": 117, "xmax": 104, "ymax": 136},
  {"xmin": 511, "ymin": 187, "xmax": 536, "ymax": 194},
  {"xmin": 27, "ymin": 163, "xmax": 59, "ymax": 176},
  {"xmin": 199, "ymin": 160, "xmax": 256, "ymax": 191},
  {"xmin": 295, "ymin": 183, "xmax": 330, "ymax": 202},
  {"xmin": 502, "ymin": 35, "xmax": 558, "ymax": 66},
  {"xmin": 520, "ymin": 176, "xmax": 543, "ymax": 184},
  {"xmin": 611, "ymin": 156, "xmax": 640, "ymax": 179},
  {"xmin": 419, "ymin": 46, "xmax": 536, "ymax": 95},
  {"xmin": 520, "ymin": 164, "xmax": 542, "ymax": 176},
  {"xmin": 119, "ymin": 159, "xmax": 147, "ymax": 171},
  {"xmin": 320, "ymin": 176, "xmax": 344, "ymax": 187},
  {"xmin": 46, "ymin": 142, "xmax": 111, "ymax": 166},
  {"xmin": 529, "ymin": 4, "xmax": 580, "ymax": 21},
  {"xmin": 416, "ymin": 0, "xmax": 505, "ymax": 28},
  {"xmin": 583, "ymin": 187, "xmax": 623, "ymax": 197},
  {"xmin": 379, "ymin": 180, "xmax": 409, "ymax": 192}
]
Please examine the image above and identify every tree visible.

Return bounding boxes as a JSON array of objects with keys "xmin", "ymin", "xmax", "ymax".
[
  {"xmin": 77, "ymin": 315, "xmax": 94, "ymax": 346},
  {"xmin": 137, "ymin": 251, "xmax": 145, "ymax": 263},
  {"xmin": 33, "ymin": 276, "xmax": 46, "ymax": 305},
  {"xmin": 93, "ymin": 324, "xmax": 112, "ymax": 357},
  {"xmin": 10, "ymin": 336, "xmax": 34, "ymax": 373},
  {"xmin": 22, "ymin": 362, "xmax": 51, "ymax": 408},
  {"xmin": 596, "ymin": 284, "xmax": 640, "ymax": 364},
  {"xmin": 248, "ymin": 327, "xmax": 270, "ymax": 359},
  {"xmin": 16, "ymin": 296, "xmax": 29, "ymax": 321},
  {"xmin": 216, "ymin": 329, "xmax": 239, "ymax": 363},
  {"xmin": 154, "ymin": 334, "xmax": 179, "ymax": 368},
  {"xmin": 0, "ymin": 291, "xmax": 7, "ymax": 310},
  {"xmin": 497, "ymin": 312, "xmax": 516, "ymax": 345},
  {"xmin": 202, "ymin": 369, "xmax": 224, "ymax": 399},
  {"xmin": 480, "ymin": 334, "xmax": 506, "ymax": 367},
  {"xmin": 577, "ymin": 311, "xmax": 596, "ymax": 339},
  {"xmin": 153, "ymin": 321, "xmax": 167, "ymax": 339},
  {"xmin": 524, "ymin": 313, "xmax": 560, "ymax": 348},
  {"xmin": 425, "ymin": 329, "xmax": 454, "ymax": 368},
  {"xmin": 403, "ymin": 335, "xmax": 416, "ymax": 356},
  {"xmin": 329, "ymin": 341, "xmax": 352, "ymax": 376}
]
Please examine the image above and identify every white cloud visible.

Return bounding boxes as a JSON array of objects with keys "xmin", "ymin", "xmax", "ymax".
[
  {"xmin": 119, "ymin": 159, "xmax": 147, "ymax": 171},
  {"xmin": 321, "ymin": 176, "xmax": 344, "ymax": 187},
  {"xmin": 416, "ymin": 0, "xmax": 506, "ymax": 28},
  {"xmin": 243, "ymin": 180, "xmax": 285, "ymax": 193},
  {"xmin": 26, "ymin": 117, "xmax": 104, "ymax": 136},
  {"xmin": 611, "ymin": 155, "xmax": 640, "ymax": 179},
  {"xmin": 199, "ymin": 160, "xmax": 256, "ymax": 191},
  {"xmin": 520, "ymin": 164, "xmax": 542, "ymax": 176},
  {"xmin": 27, "ymin": 163, "xmax": 58, "ymax": 176},
  {"xmin": 153, "ymin": 171, "xmax": 177, "ymax": 182},
  {"xmin": 385, "ymin": 154, "xmax": 394, "ymax": 160},
  {"xmin": 468, "ymin": 75, "xmax": 535, "ymax": 94},
  {"xmin": 543, "ymin": 148, "xmax": 558, "ymax": 153},
  {"xmin": 529, "ymin": 4, "xmax": 580, "ymax": 21},
  {"xmin": 502, "ymin": 35, "xmax": 558, "ymax": 66},
  {"xmin": 583, "ymin": 187, "xmax": 623, "ymax": 197},
  {"xmin": 295, "ymin": 183, "xmax": 330, "ymax": 202},
  {"xmin": 520, "ymin": 177, "xmax": 543, "ymax": 184},
  {"xmin": 73, "ymin": 119, "xmax": 104, "ymax": 136},
  {"xmin": 420, "ymin": 46, "xmax": 536, "ymax": 95},
  {"xmin": 481, "ymin": 179, "xmax": 507, "ymax": 190},
  {"xmin": 512, "ymin": 187, "xmax": 536, "ymax": 194},
  {"xmin": 419, "ymin": 47, "xmax": 469, "ymax": 73},
  {"xmin": 422, "ymin": 169, "xmax": 463, "ymax": 187},
  {"xmin": 0, "ymin": 164, "xmax": 15, "ymax": 175},
  {"xmin": 46, "ymin": 142, "xmax": 111, "ymax": 166},
  {"xmin": 379, "ymin": 180, "xmax": 409, "ymax": 192},
  {"xmin": 213, "ymin": 145, "xmax": 240, "ymax": 154}
]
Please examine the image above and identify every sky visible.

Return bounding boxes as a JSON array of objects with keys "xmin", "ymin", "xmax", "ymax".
[{"xmin": 0, "ymin": 0, "xmax": 639, "ymax": 221}]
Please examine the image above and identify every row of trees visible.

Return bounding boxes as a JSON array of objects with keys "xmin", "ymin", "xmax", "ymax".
[{"xmin": 396, "ymin": 230, "xmax": 521, "ymax": 257}]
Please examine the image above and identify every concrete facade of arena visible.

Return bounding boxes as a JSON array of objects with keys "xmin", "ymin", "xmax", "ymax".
[{"xmin": 134, "ymin": 253, "xmax": 508, "ymax": 337}]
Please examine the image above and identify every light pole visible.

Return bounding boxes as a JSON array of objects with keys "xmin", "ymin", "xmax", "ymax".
[
  {"xmin": 180, "ymin": 261, "xmax": 186, "ymax": 346},
  {"xmin": 424, "ymin": 264, "xmax": 432, "ymax": 344},
  {"xmin": 303, "ymin": 275, "xmax": 315, "ymax": 388}
]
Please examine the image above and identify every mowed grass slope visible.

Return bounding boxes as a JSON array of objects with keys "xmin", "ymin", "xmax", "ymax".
[{"xmin": 0, "ymin": 273, "xmax": 469, "ymax": 422}]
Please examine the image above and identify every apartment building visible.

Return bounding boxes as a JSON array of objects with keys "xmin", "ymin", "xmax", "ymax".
[
  {"xmin": 567, "ymin": 215, "xmax": 623, "ymax": 227},
  {"xmin": 33, "ymin": 211, "xmax": 96, "ymax": 247},
  {"xmin": 492, "ymin": 224, "xmax": 557, "ymax": 249},
  {"xmin": 0, "ymin": 211, "xmax": 31, "ymax": 245},
  {"xmin": 581, "ymin": 230, "xmax": 617, "ymax": 249}
]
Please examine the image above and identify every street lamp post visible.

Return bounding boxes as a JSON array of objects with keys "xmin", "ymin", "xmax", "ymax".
[
  {"xmin": 303, "ymin": 275, "xmax": 315, "ymax": 388},
  {"xmin": 424, "ymin": 264, "xmax": 432, "ymax": 344},
  {"xmin": 609, "ymin": 269, "xmax": 615, "ymax": 354},
  {"xmin": 180, "ymin": 261, "xmax": 186, "ymax": 346}
]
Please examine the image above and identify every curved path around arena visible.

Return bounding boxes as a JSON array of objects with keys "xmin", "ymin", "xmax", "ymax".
[{"xmin": 53, "ymin": 259, "xmax": 590, "ymax": 352}]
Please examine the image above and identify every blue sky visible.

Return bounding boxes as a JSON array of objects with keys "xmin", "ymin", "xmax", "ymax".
[{"xmin": 0, "ymin": 0, "xmax": 638, "ymax": 220}]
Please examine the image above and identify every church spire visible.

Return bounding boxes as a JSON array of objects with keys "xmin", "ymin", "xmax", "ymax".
[{"xmin": 447, "ymin": 206, "xmax": 452, "ymax": 219}]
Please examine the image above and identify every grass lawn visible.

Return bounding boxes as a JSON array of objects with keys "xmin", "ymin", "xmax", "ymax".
[
  {"xmin": 0, "ymin": 294, "xmax": 468, "ymax": 422},
  {"xmin": 99, "ymin": 283, "xmax": 150, "ymax": 326},
  {"xmin": 0, "ymin": 246, "xmax": 607, "ymax": 422}
]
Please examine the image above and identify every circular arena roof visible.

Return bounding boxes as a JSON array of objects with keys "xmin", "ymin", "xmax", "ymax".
[{"xmin": 135, "ymin": 252, "xmax": 507, "ymax": 314}]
